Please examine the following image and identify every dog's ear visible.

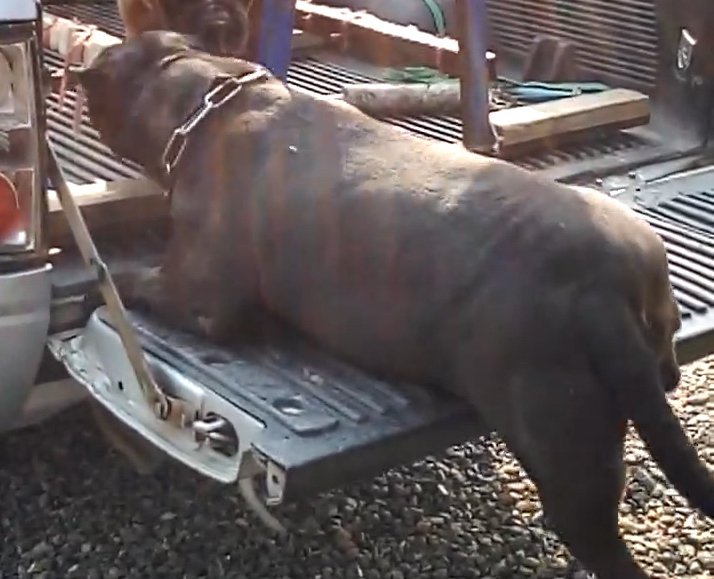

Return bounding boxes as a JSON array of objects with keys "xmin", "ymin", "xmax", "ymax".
[{"xmin": 74, "ymin": 66, "xmax": 107, "ymax": 93}]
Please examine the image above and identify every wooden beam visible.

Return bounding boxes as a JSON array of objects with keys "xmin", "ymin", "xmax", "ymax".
[
  {"xmin": 43, "ymin": 11, "xmax": 325, "ymax": 65},
  {"xmin": 47, "ymin": 177, "xmax": 168, "ymax": 243},
  {"xmin": 490, "ymin": 88, "xmax": 650, "ymax": 153},
  {"xmin": 43, "ymin": 13, "xmax": 121, "ymax": 66},
  {"xmin": 295, "ymin": 0, "xmax": 463, "ymax": 76}
]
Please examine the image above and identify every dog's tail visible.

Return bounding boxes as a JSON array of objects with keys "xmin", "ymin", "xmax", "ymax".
[{"xmin": 576, "ymin": 290, "xmax": 714, "ymax": 518}]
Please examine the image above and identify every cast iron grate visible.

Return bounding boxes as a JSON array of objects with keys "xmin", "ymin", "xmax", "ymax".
[
  {"xmin": 43, "ymin": 1, "xmax": 125, "ymax": 37},
  {"xmin": 643, "ymin": 189, "xmax": 714, "ymax": 235},
  {"xmin": 640, "ymin": 213, "xmax": 714, "ymax": 322}
]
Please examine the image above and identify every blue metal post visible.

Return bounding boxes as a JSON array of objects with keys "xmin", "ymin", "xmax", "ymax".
[
  {"xmin": 255, "ymin": 0, "xmax": 297, "ymax": 81},
  {"xmin": 456, "ymin": 0, "xmax": 495, "ymax": 153}
]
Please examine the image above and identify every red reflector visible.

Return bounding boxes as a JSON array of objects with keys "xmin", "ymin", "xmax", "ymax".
[{"xmin": 0, "ymin": 173, "xmax": 23, "ymax": 242}]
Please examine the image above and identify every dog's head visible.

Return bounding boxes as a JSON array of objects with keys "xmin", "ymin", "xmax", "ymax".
[
  {"xmin": 77, "ymin": 31, "xmax": 211, "ymax": 174},
  {"xmin": 159, "ymin": 0, "xmax": 251, "ymax": 57},
  {"xmin": 120, "ymin": 0, "xmax": 250, "ymax": 57}
]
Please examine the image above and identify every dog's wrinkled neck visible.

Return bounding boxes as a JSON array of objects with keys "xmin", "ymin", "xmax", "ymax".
[{"xmin": 113, "ymin": 55, "xmax": 222, "ymax": 183}]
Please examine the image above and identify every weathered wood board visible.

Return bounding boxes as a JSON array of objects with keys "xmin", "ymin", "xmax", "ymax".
[
  {"xmin": 47, "ymin": 178, "xmax": 167, "ymax": 243},
  {"xmin": 489, "ymin": 88, "xmax": 650, "ymax": 151},
  {"xmin": 343, "ymin": 82, "xmax": 649, "ymax": 150},
  {"xmin": 42, "ymin": 12, "xmax": 324, "ymax": 66}
]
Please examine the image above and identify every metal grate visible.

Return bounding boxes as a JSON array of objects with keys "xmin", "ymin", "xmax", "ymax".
[
  {"xmin": 485, "ymin": 0, "xmax": 660, "ymax": 90},
  {"xmin": 644, "ymin": 190, "xmax": 714, "ymax": 235},
  {"xmin": 43, "ymin": 1, "xmax": 126, "ymax": 38},
  {"xmin": 643, "ymin": 215, "xmax": 714, "ymax": 320}
]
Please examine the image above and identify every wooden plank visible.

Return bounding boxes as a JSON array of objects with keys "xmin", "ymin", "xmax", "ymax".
[
  {"xmin": 43, "ymin": 12, "xmax": 324, "ymax": 65},
  {"xmin": 491, "ymin": 88, "xmax": 650, "ymax": 152},
  {"xmin": 342, "ymin": 81, "xmax": 462, "ymax": 117},
  {"xmin": 295, "ymin": 0, "xmax": 464, "ymax": 76},
  {"xmin": 342, "ymin": 84, "xmax": 650, "ymax": 151},
  {"xmin": 47, "ymin": 177, "xmax": 168, "ymax": 243},
  {"xmin": 43, "ymin": 13, "xmax": 121, "ymax": 66}
]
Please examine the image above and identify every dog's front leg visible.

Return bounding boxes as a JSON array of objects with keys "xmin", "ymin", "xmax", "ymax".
[{"xmin": 150, "ymin": 229, "xmax": 260, "ymax": 344}]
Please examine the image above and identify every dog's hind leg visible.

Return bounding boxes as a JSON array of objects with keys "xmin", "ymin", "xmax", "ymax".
[
  {"xmin": 513, "ymin": 407, "xmax": 647, "ymax": 578},
  {"xmin": 477, "ymin": 369, "xmax": 651, "ymax": 579},
  {"xmin": 535, "ymin": 458, "xmax": 648, "ymax": 579}
]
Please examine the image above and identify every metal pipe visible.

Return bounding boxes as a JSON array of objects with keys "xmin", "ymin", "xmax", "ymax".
[
  {"xmin": 254, "ymin": 0, "xmax": 297, "ymax": 81},
  {"xmin": 455, "ymin": 0, "xmax": 496, "ymax": 153}
]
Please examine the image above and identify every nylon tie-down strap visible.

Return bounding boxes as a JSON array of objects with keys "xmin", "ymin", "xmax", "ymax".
[{"xmin": 45, "ymin": 138, "xmax": 184, "ymax": 425}]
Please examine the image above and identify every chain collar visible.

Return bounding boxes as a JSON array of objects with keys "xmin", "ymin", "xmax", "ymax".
[{"xmin": 160, "ymin": 67, "xmax": 270, "ymax": 191}]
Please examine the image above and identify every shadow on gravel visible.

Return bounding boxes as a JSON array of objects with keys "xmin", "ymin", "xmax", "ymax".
[{"xmin": 1, "ymin": 405, "xmax": 570, "ymax": 579}]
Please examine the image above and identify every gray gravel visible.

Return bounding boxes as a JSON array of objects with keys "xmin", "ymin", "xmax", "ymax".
[{"xmin": 1, "ymin": 356, "xmax": 712, "ymax": 579}]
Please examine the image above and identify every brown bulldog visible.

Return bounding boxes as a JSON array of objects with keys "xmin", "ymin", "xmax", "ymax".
[
  {"xmin": 117, "ymin": 0, "xmax": 251, "ymax": 55},
  {"xmin": 78, "ymin": 32, "xmax": 713, "ymax": 579}
]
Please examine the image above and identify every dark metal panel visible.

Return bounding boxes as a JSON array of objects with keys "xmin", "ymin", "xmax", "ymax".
[{"xmin": 485, "ymin": 0, "xmax": 659, "ymax": 91}]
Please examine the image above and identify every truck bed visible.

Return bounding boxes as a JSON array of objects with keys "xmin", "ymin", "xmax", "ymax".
[{"xmin": 43, "ymin": 1, "xmax": 714, "ymax": 497}]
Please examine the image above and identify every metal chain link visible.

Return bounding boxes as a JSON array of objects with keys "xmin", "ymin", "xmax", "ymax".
[{"xmin": 161, "ymin": 68, "xmax": 270, "ymax": 181}]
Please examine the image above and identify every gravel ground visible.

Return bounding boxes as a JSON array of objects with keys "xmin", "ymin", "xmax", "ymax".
[{"xmin": 1, "ymin": 357, "xmax": 712, "ymax": 579}]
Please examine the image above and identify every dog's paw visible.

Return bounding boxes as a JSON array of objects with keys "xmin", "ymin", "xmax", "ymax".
[
  {"xmin": 195, "ymin": 314, "xmax": 235, "ymax": 344},
  {"xmin": 126, "ymin": 266, "xmax": 165, "ymax": 308},
  {"xmin": 565, "ymin": 559, "xmax": 597, "ymax": 579}
]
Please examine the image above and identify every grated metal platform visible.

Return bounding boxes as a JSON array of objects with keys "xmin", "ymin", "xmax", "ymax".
[
  {"xmin": 42, "ymin": 2, "xmax": 714, "ymax": 363},
  {"xmin": 645, "ymin": 189, "xmax": 714, "ymax": 236}
]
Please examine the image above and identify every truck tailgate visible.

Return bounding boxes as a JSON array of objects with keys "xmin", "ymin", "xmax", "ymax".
[{"xmin": 49, "ymin": 305, "xmax": 479, "ymax": 500}]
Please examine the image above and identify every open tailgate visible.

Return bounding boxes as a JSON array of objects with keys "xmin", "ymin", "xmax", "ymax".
[{"xmin": 48, "ymin": 306, "xmax": 479, "ymax": 502}]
